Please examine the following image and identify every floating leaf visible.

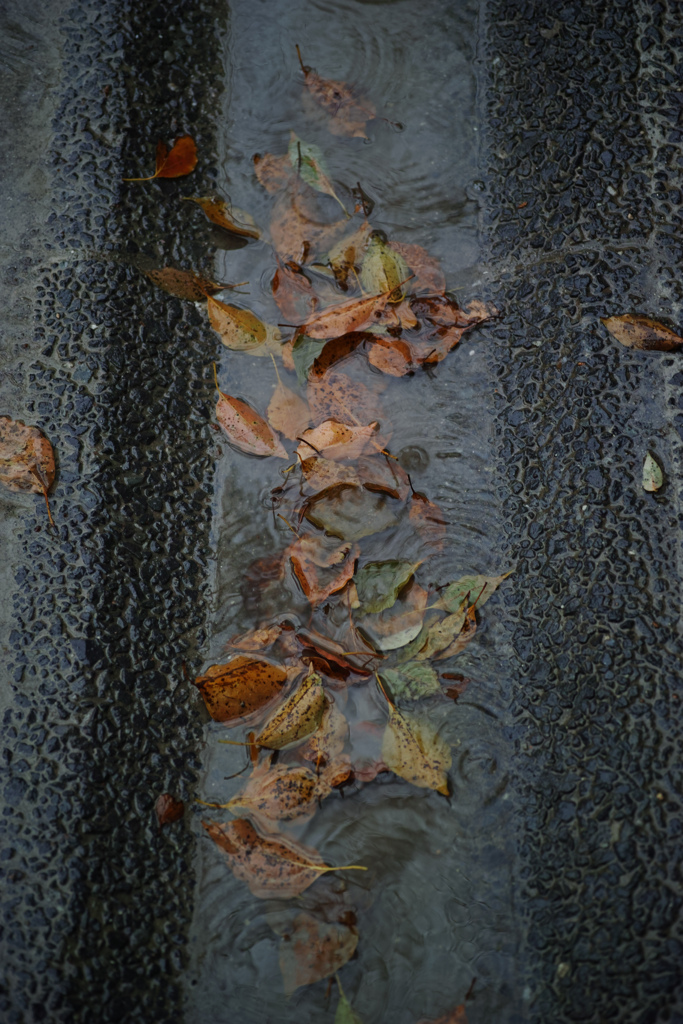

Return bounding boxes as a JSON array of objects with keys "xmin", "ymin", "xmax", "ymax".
[
  {"xmin": 295, "ymin": 627, "xmax": 373, "ymax": 681},
  {"xmin": 226, "ymin": 760, "xmax": 331, "ymax": 825},
  {"xmin": 309, "ymin": 333, "xmax": 369, "ymax": 379},
  {"xmin": 296, "ymin": 287, "xmax": 398, "ymax": 340},
  {"xmin": 381, "ymin": 701, "xmax": 451, "ymax": 795},
  {"xmin": 601, "ymin": 313, "xmax": 683, "ymax": 351},
  {"xmin": 436, "ymin": 604, "xmax": 477, "ymax": 661},
  {"xmin": 208, "ymin": 295, "xmax": 280, "ymax": 354},
  {"xmin": 297, "ymin": 420, "xmax": 379, "ymax": 462},
  {"xmin": 289, "ymin": 133, "xmax": 347, "ymax": 212},
  {"xmin": 327, "ymin": 221, "xmax": 373, "ymax": 287},
  {"xmin": 267, "ymin": 360, "xmax": 311, "ymax": 440},
  {"xmin": 270, "ymin": 191, "xmax": 347, "ymax": 263},
  {"xmin": 380, "ymin": 663, "xmax": 441, "ymax": 700},
  {"xmin": 143, "ymin": 267, "xmax": 232, "ymax": 302},
  {"xmin": 227, "ymin": 624, "xmax": 283, "ymax": 652},
  {"xmin": 293, "ymin": 335, "xmax": 328, "ymax": 385},
  {"xmin": 124, "ymin": 134, "xmax": 197, "ymax": 181},
  {"xmin": 155, "ymin": 793, "xmax": 184, "ymax": 827},
  {"xmin": 297, "ymin": 700, "xmax": 350, "ymax": 766},
  {"xmin": 409, "ymin": 494, "xmax": 447, "ymax": 556},
  {"xmin": 254, "ymin": 151, "xmax": 295, "ymax": 192},
  {"xmin": 335, "ymin": 977, "xmax": 365, "ymax": 1024},
  {"xmin": 388, "ymin": 242, "xmax": 446, "ymax": 295},
  {"xmin": 272, "ymin": 261, "xmax": 316, "ymax": 321},
  {"xmin": 359, "ymin": 582, "xmax": 428, "ymax": 652},
  {"xmin": 360, "ymin": 235, "xmax": 410, "ymax": 300},
  {"xmin": 356, "ymin": 454, "xmax": 411, "ymax": 501},
  {"xmin": 194, "ymin": 656, "xmax": 288, "ymax": 724},
  {"xmin": 216, "ymin": 386, "xmax": 288, "ymax": 459},
  {"xmin": 305, "ymin": 483, "xmax": 398, "ymax": 541},
  {"xmin": 256, "ymin": 671, "xmax": 328, "ymax": 749},
  {"xmin": 300, "ymin": 456, "xmax": 360, "ymax": 494},
  {"xmin": 367, "ymin": 337, "xmax": 414, "ymax": 376},
  {"xmin": 438, "ymin": 572, "xmax": 511, "ymax": 613},
  {"xmin": 297, "ymin": 46, "xmax": 375, "ymax": 139},
  {"xmin": 643, "ymin": 452, "xmax": 663, "ymax": 492},
  {"xmin": 354, "ymin": 560, "xmax": 419, "ymax": 616},
  {"xmin": 203, "ymin": 818, "xmax": 362, "ymax": 898},
  {"xmin": 0, "ymin": 417, "xmax": 55, "ymax": 524},
  {"xmin": 278, "ymin": 911, "xmax": 359, "ymax": 996},
  {"xmin": 186, "ymin": 196, "xmax": 260, "ymax": 238}
]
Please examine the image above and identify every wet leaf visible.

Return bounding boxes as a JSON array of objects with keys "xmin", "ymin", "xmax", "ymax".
[
  {"xmin": 300, "ymin": 456, "xmax": 360, "ymax": 494},
  {"xmin": 335, "ymin": 978, "xmax": 365, "ymax": 1024},
  {"xmin": 295, "ymin": 628, "xmax": 373, "ymax": 680},
  {"xmin": 388, "ymin": 241, "xmax": 446, "ymax": 295},
  {"xmin": 297, "ymin": 420, "xmax": 379, "ymax": 462},
  {"xmin": 356, "ymin": 454, "xmax": 411, "ymax": 501},
  {"xmin": 438, "ymin": 572, "xmax": 511, "ymax": 613},
  {"xmin": 601, "ymin": 313, "xmax": 683, "ymax": 351},
  {"xmin": 367, "ymin": 337, "xmax": 414, "ymax": 376},
  {"xmin": 308, "ymin": 372, "xmax": 381, "ymax": 425},
  {"xmin": 417, "ymin": 1005, "xmax": 468, "ymax": 1024},
  {"xmin": 297, "ymin": 700, "xmax": 350, "ymax": 765},
  {"xmin": 227, "ymin": 624, "xmax": 283, "ymax": 652},
  {"xmin": 354, "ymin": 560, "xmax": 419, "ymax": 616},
  {"xmin": 278, "ymin": 911, "xmax": 359, "ymax": 995},
  {"xmin": 256, "ymin": 671, "xmax": 328, "ymax": 749},
  {"xmin": 304, "ymin": 483, "xmax": 399, "ymax": 541},
  {"xmin": 270, "ymin": 191, "xmax": 347, "ymax": 263},
  {"xmin": 289, "ymin": 133, "xmax": 346, "ymax": 213},
  {"xmin": 124, "ymin": 134, "xmax": 197, "ymax": 181},
  {"xmin": 381, "ymin": 701, "xmax": 451, "ymax": 794},
  {"xmin": 436, "ymin": 604, "xmax": 477, "ymax": 661},
  {"xmin": 359, "ymin": 582, "xmax": 428, "ymax": 652},
  {"xmin": 412, "ymin": 604, "xmax": 468, "ymax": 662},
  {"xmin": 155, "ymin": 793, "xmax": 184, "ymax": 827},
  {"xmin": 194, "ymin": 656, "xmax": 288, "ymax": 724},
  {"xmin": 208, "ymin": 295, "xmax": 281, "ymax": 355},
  {"xmin": 267, "ymin": 369, "xmax": 311, "ymax": 441},
  {"xmin": 288, "ymin": 535, "xmax": 359, "ymax": 604},
  {"xmin": 293, "ymin": 335, "xmax": 328, "ymax": 385},
  {"xmin": 0, "ymin": 417, "xmax": 55, "ymax": 524},
  {"xmin": 309, "ymin": 333, "xmax": 369, "ymax": 379},
  {"xmin": 204, "ymin": 818, "xmax": 352, "ymax": 898},
  {"xmin": 327, "ymin": 221, "xmax": 373, "ymax": 287},
  {"xmin": 380, "ymin": 663, "xmax": 440, "ymax": 701},
  {"xmin": 253, "ymin": 151, "xmax": 295, "ymax": 193},
  {"xmin": 226, "ymin": 760, "xmax": 331, "ymax": 825},
  {"xmin": 186, "ymin": 196, "xmax": 260, "ymax": 238},
  {"xmin": 360, "ymin": 235, "xmax": 410, "ymax": 300},
  {"xmin": 643, "ymin": 451, "xmax": 663, "ymax": 492},
  {"xmin": 297, "ymin": 47, "xmax": 375, "ymax": 139},
  {"xmin": 296, "ymin": 287, "xmax": 398, "ymax": 340},
  {"xmin": 216, "ymin": 388, "xmax": 288, "ymax": 459},
  {"xmin": 144, "ymin": 267, "xmax": 230, "ymax": 302},
  {"xmin": 272, "ymin": 261, "xmax": 316, "ymax": 322},
  {"xmin": 409, "ymin": 493, "xmax": 447, "ymax": 556}
]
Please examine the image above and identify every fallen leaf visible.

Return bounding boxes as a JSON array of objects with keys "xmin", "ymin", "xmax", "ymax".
[
  {"xmin": 194, "ymin": 656, "xmax": 288, "ymax": 724},
  {"xmin": 381, "ymin": 699, "xmax": 451, "ymax": 794},
  {"xmin": 412, "ymin": 604, "xmax": 468, "ymax": 662},
  {"xmin": 226, "ymin": 759, "xmax": 331, "ymax": 825},
  {"xmin": 267, "ymin": 363, "xmax": 311, "ymax": 441},
  {"xmin": 204, "ymin": 818, "xmax": 360, "ymax": 898},
  {"xmin": 0, "ymin": 416, "xmax": 55, "ymax": 524},
  {"xmin": 278, "ymin": 911, "xmax": 359, "ymax": 996},
  {"xmin": 216, "ymin": 387, "xmax": 288, "ymax": 459},
  {"xmin": 270, "ymin": 190, "xmax": 347, "ymax": 263},
  {"xmin": 226, "ymin": 624, "xmax": 283, "ymax": 652},
  {"xmin": 186, "ymin": 196, "xmax": 260, "ymax": 238},
  {"xmin": 208, "ymin": 295, "xmax": 281, "ymax": 354},
  {"xmin": 643, "ymin": 451, "xmax": 663, "ymax": 492},
  {"xmin": 326, "ymin": 221, "xmax": 373, "ymax": 287},
  {"xmin": 272, "ymin": 261, "xmax": 316, "ymax": 322},
  {"xmin": 124, "ymin": 134, "xmax": 197, "ymax": 181},
  {"xmin": 354, "ymin": 560, "xmax": 419, "ymax": 616},
  {"xmin": 436, "ymin": 604, "xmax": 477, "ymax": 661},
  {"xmin": 300, "ymin": 456, "xmax": 360, "ymax": 494},
  {"xmin": 335, "ymin": 977, "xmax": 365, "ymax": 1024},
  {"xmin": 292, "ymin": 335, "xmax": 329, "ymax": 385},
  {"xmin": 256, "ymin": 671, "xmax": 329, "ymax": 749},
  {"xmin": 360, "ymin": 235, "xmax": 410, "ymax": 301},
  {"xmin": 144, "ymin": 267, "xmax": 231, "ymax": 302},
  {"xmin": 297, "ymin": 420, "xmax": 379, "ymax": 462},
  {"xmin": 437, "ymin": 572, "xmax": 511, "ymax": 613},
  {"xmin": 367, "ymin": 337, "xmax": 414, "ymax": 376},
  {"xmin": 297, "ymin": 700, "xmax": 350, "ymax": 765},
  {"xmin": 309, "ymin": 334, "xmax": 369, "ymax": 379},
  {"xmin": 304, "ymin": 483, "xmax": 399, "ymax": 541},
  {"xmin": 409, "ymin": 494, "xmax": 447, "ymax": 555},
  {"xmin": 155, "ymin": 793, "xmax": 184, "ymax": 827},
  {"xmin": 288, "ymin": 535, "xmax": 359, "ymax": 604},
  {"xmin": 380, "ymin": 663, "xmax": 441, "ymax": 701},
  {"xmin": 308, "ymin": 372, "xmax": 381, "ymax": 425},
  {"xmin": 242, "ymin": 553, "xmax": 285, "ymax": 613},
  {"xmin": 295, "ymin": 628, "xmax": 373, "ymax": 680},
  {"xmin": 297, "ymin": 46, "xmax": 375, "ymax": 139},
  {"xmin": 254, "ymin": 151, "xmax": 295, "ymax": 193},
  {"xmin": 356, "ymin": 454, "xmax": 411, "ymax": 501},
  {"xmin": 417, "ymin": 1004, "xmax": 468, "ymax": 1024},
  {"xmin": 388, "ymin": 242, "xmax": 446, "ymax": 295},
  {"xmin": 289, "ymin": 133, "xmax": 347, "ymax": 213},
  {"xmin": 296, "ymin": 287, "xmax": 398, "ymax": 340},
  {"xmin": 601, "ymin": 313, "xmax": 683, "ymax": 351},
  {"xmin": 359, "ymin": 582, "xmax": 429, "ymax": 652}
]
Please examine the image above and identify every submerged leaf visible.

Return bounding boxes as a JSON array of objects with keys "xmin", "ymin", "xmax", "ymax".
[
  {"xmin": 186, "ymin": 196, "xmax": 260, "ymax": 238},
  {"xmin": 438, "ymin": 572, "xmax": 511, "ymax": 613},
  {"xmin": 308, "ymin": 373, "xmax": 382, "ymax": 427},
  {"xmin": 292, "ymin": 335, "xmax": 328, "ymax": 385},
  {"xmin": 388, "ymin": 241, "xmax": 446, "ymax": 295},
  {"xmin": 382, "ymin": 704, "xmax": 451, "ymax": 794},
  {"xmin": 289, "ymin": 133, "xmax": 346, "ymax": 212},
  {"xmin": 208, "ymin": 296, "xmax": 280, "ymax": 354},
  {"xmin": 360, "ymin": 235, "xmax": 410, "ymax": 300},
  {"xmin": 288, "ymin": 535, "xmax": 359, "ymax": 604},
  {"xmin": 227, "ymin": 760, "xmax": 331, "ymax": 825},
  {"xmin": 602, "ymin": 313, "xmax": 683, "ymax": 351},
  {"xmin": 155, "ymin": 793, "xmax": 184, "ymax": 827},
  {"xmin": 643, "ymin": 451, "xmax": 663, "ymax": 492},
  {"xmin": 380, "ymin": 663, "xmax": 441, "ymax": 700},
  {"xmin": 297, "ymin": 420, "xmax": 379, "ymax": 462},
  {"xmin": 335, "ymin": 977, "xmax": 365, "ymax": 1024},
  {"xmin": 270, "ymin": 191, "xmax": 347, "ymax": 263},
  {"xmin": 305, "ymin": 483, "xmax": 399, "ymax": 541},
  {"xmin": 194, "ymin": 656, "xmax": 288, "ymax": 724},
  {"xmin": 367, "ymin": 337, "xmax": 414, "ymax": 376},
  {"xmin": 272, "ymin": 261, "xmax": 316, "ymax": 321},
  {"xmin": 267, "ymin": 380, "xmax": 311, "ymax": 441},
  {"xmin": 256, "ymin": 671, "xmax": 328, "ymax": 749},
  {"xmin": 412, "ymin": 604, "xmax": 468, "ymax": 662},
  {"xmin": 326, "ymin": 221, "xmax": 373, "ymax": 287},
  {"xmin": 436, "ymin": 604, "xmax": 477, "ymax": 661},
  {"xmin": 144, "ymin": 267, "xmax": 229, "ymax": 302},
  {"xmin": 278, "ymin": 911, "xmax": 359, "ymax": 996},
  {"xmin": 354, "ymin": 560, "xmax": 419, "ymax": 616},
  {"xmin": 298, "ymin": 47, "xmax": 375, "ymax": 139},
  {"xmin": 297, "ymin": 700, "xmax": 350, "ymax": 766},
  {"xmin": 216, "ymin": 389, "xmax": 288, "ymax": 459},
  {"xmin": 227, "ymin": 624, "xmax": 283, "ymax": 652},
  {"xmin": 360, "ymin": 582, "xmax": 428, "ymax": 652}
]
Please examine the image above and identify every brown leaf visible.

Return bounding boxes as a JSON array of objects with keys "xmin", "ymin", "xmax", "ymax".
[
  {"xmin": 367, "ymin": 337, "xmax": 414, "ymax": 376},
  {"xmin": 278, "ymin": 910, "xmax": 359, "ymax": 995},
  {"xmin": 254, "ymin": 151, "xmax": 295, "ymax": 193},
  {"xmin": 297, "ymin": 700, "xmax": 350, "ymax": 765},
  {"xmin": 356, "ymin": 454, "xmax": 411, "ymax": 501},
  {"xmin": 227, "ymin": 760, "xmax": 331, "ymax": 825},
  {"xmin": 297, "ymin": 420, "xmax": 379, "ymax": 462},
  {"xmin": 272, "ymin": 262, "xmax": 316, "ymax": 322},
  {"xmin": 186, "ymin": 196, "xmax": 260, "ymax": 238},
  {"xmin": 144, "ymin": 267, "xmax": 231, "ymax": 302},
  {"xmin": 309, "ymin": 333, "xmax": 370, "ymax": 379},
  {"xmin": 296, "ymin": 287, "xmax": 398, "ymax": 340},
  {"xmin": 216, "ymin": 389, "xmax": 288, "ymax": 458},
  {"xmin": 208, "ymin": 296, "xmax": 280, "ymax": 355},
  {"xmin": 304, "ymin": 482, "xmax": 399, "ymax": 541},
  {"xmin": 326, "ymin": 221, "xmax": 373, "ymax": 287},
  {"xmin": 287, "ymin": 535, "xmax": 359, "ymax": 604},
  {"xmin": 226, "ymin": 624, "xmax": 283, "ymax": 652},
  {"xmin": 155, "ymin": 793, "xmax": 184, "ymax": 827},
  {"xmin": 308, "ymin": 371, "xmax": 382, "ymax": 425},
  {"xmin": 124, "ymin": 135, "xmax": 197, "ymax": 182},
  {"xmin": 256, "ymin": 671, "xmax": 329, "ymax": 749},
  {"xmin": 388, "ymin": 242, "xmax": 446, "ymax": 295},
  {"xmin": 409, "ymin": 493, "xmax": 447, "ymax": 555},
  {"xmin": 417, "ymin": 1005, "xmax": 469, "ymax": 1024},
  {"xmin": 194, "ymin": 656, "xmax": 288, "ymax": 724},
  {"xmin": 300, "ymin": 456, "xmax": 360, "ymax": 494},
  {"xmin": 270, "ymin": 191, "xmax": 347, "ymax": 264},
  {"xmin": 382, "ymin": 701, "xmax": 451, "ymax": 795},
  {"xmin": 295, "ymin": 627, "xmax": 373, "ymax": 680},
  {"xmin": 204, "ymin": 818, "xmax": 332, "ymax": 898},
  {"xmin": 297, "ymin": 46, "xmax": 375, "ymax": 139},
  {"xmin": 601, "ymin": 313, "xmax": 683, "ymax": 351},
  {"xmin": 242, "ymin": 553, "xmax": 285, "ymax": 611},
  {"xmin": 267, "ymin": 378, "xmax": 311, "ymax": 441},
  {"xmin": 0, "ymin": 416, "xmax": 55, "ymax": 524}
]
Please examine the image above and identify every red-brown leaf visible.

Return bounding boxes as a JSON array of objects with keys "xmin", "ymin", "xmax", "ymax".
[{"xmin": 155, "ymin": 793, "xmax": 184, "ymax": 827}]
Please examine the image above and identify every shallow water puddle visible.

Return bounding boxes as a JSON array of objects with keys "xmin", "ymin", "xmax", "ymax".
[{"xmin": 186, "ymin": 2, "xmax": 520, "ymax": 1021}]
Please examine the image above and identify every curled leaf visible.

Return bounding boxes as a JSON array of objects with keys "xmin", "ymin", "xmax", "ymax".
[
  {"xmin": 186, "ymin": 196, "xmax": 260, "ymax": 238},
  {"xmin": 256, "ymin": 671, "xmax": 329, "ymax": 749},
  {"xmin": 602, "ymin": 313, "xmax": 683, "ymax": 351},
  {"xmin": 0, "ymin": 416, "xmax": 55, "ymax": 524}
]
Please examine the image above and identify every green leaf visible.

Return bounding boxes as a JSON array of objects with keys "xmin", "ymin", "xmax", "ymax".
[
  {"xmin": 642, "ymin": 452, "xmax": 663, "ymax": 492},
  {"xmin": 438, "ymin": 572, "xmax": 511, "ymax": 613},
  {"xmin": 360, "ymin": 235, "xmax": 410, "ymax": 299},
  {"xmin": 412, "ymin": 604, "xmax": 469, "ymax": 662},
  {"xmin": 292, "ymin": 334, "xmax": 326, "ymax": 385},
  {"xmin": 354, "ymin": 560, "xmax": 418, "ymax": 616},
  {"xmin": 335, "ymin": 991, "xmax": 364, "ymax": 1024},
  {"xmin": 380, "ymin": 663, "xmax": 440, "ymax": 700},
  {"xmin": 288, "ymin": 133, "xmax": 347, "ymax": 213}
]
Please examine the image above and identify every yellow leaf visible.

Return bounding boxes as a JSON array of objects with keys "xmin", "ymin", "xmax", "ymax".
[{"xmin": 382, "ymin": 705, "xmax": 451, "ymax": 794}]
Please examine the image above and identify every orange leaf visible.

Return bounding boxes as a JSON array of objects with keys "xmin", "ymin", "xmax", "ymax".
[
  {"xmin": 296, "ymin": 419, "xmax": 379, "ymax": 462},
  {"xmin": 226, "ymin": 760, "xmax": 331, "ymax": 826},
  {"xmin": 278, "ymin": 910, "xmax": 359, "ymax": 996},
  {"xmin": 601, "ymin": 313, "xmax": 683, "ymax": 351},
  {"xmin": 186, "ymin": 196, "xmax": 260, "ymax": 238},
  {"xmin": 367, "ymin": 336, "xmax": 414, "ymax": 376},
  {"xmin": 216, "ymin": 390, "xmax": 288, "ymax": 458},
  {"xmin": 253, "ymin": 151, "xmax": 295, "ymax": 193},
  {"xmin": 296, "ymin": 287, "xmax": 398, "ymax": 339},
  {"xmin": 297, "ymin": 46, "xmax": 375, "ymax": 139},
  {"xmin": 124, "ymin": 134, "xmax": 197, "ymax": 181},
  {"xmin": 308, "ymin": 371, "xmax": 382, "ymax": 425},
  {"xmin": 194, "ymin": 656, "xmax": 288, "ymax": 724},
  {"xmin": 267, "ymin": 380, "xmax": 311, "ymax": 441},
  {"xmin": 288, "ymin": 535, "xmax": 359, "ymax": 604},
  {"xmin": 0, "ymin": 416, "xmax": 55, "ymax": 525}
]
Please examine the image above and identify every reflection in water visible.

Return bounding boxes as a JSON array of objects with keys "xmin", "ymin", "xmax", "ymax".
[{"xmin": 187, "ymin": 1, "xmax": 520, "ymax": 1022}]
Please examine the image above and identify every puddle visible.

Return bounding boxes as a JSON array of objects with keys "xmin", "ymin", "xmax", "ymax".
[{"xmin": 187, "ymin": 1, "xmax": 522, "ymax": 1021}]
